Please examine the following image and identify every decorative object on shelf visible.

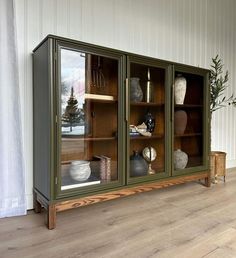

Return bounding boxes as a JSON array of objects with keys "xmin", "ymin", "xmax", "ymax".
[
  {"xmin": 94, "ymin": 155, "xmax": 111, "ymax": 181},
  {"xmin": 62, "ymin": 87, "xmax": 84, "ymax": 132},
  {"xmin": 174, "ymin": 74, "xmax": 187, "ymax": 104},
  {"xmin": 130, "ymin": 77, "xmax": 143, "ymax": 102},
  {"xmin": 70, "ymin": 160, "xmax": 91, "ymax": 181},
  {"xmin": 91, "ymin": 56, "xmax": 106, "ymax": 89},
  {"xmin": 174, "ymin": 110, "xmax": 187, "ymax": 134},
  {"xmin": 130, "ymin": 123, "xmax": 152, "ymax": 137},
  {"xmin": 173, "ymin": 149, "xmax": 188, "ymax": 170},
  {"xmin": 130, "ymin": 151, "xmax": 148, "ymax": 177},
  {"xmin": 145, "ymin": 68, "xmax": 154, "ymax": 103},
  {"xmin": 129, "ymin": 125, "xmax": 140, "ymax": 136},
  {"xmin": 142, "ymin": 146, "xmax": 157, "ymax": 175},
  {"xmin": 144, "ymin": 111, "xmax": 155, "ymax": 132}
]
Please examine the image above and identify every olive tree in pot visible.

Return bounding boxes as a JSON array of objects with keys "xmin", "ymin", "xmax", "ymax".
[{"xmin": 210, "ymin": 55, "xmax": 236, "ymax": 183}]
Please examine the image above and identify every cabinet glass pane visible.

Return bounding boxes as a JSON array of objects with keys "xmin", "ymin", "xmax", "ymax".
[
  {"xmin": 174, "ymin": 72, "xmax": 204, "ymax": 170},
  {"xmin": 60, "ymin": 48, "xmax": 119, "ymax": 190},
  {"xmin": 129, "ymin": 63, "xmax": 165, "ymax": 178}
]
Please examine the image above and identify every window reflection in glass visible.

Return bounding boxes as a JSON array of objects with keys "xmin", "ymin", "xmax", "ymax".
[{"xmin": 61, "ymin": 49, "xmax": 86, "ymax": 136}]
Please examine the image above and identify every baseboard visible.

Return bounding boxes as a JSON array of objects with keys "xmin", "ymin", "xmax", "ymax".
[
  {"xmin": 226, "ymin": 167, "xmax": 236, "ymax": 173},
  {"xmin": 226, "ymin": 159, "xmax": 236, "ymax": 169},
  {"xmin": 26, "ymin": 194, "xmax": 33, "ymax": 210}
]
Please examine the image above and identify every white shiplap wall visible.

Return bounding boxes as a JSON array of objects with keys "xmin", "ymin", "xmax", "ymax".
[{"xmin": 14, "ymin": 0, "xmax": 236, "ymax": 209}]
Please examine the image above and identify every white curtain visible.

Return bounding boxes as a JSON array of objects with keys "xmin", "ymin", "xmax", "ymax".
[{"xmin": 0, "ymin": 0, "xmax": 26, "ymax": 217}]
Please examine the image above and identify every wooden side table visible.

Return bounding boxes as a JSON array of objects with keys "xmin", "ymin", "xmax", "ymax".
[{"xmin": 210, "ymin": 151, "xmax": 226, "ymax": 183}]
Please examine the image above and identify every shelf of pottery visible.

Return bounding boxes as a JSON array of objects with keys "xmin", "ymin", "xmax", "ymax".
[{"xmin": 173, "ymin": 73, "xmax": 204, "ymax": 170}]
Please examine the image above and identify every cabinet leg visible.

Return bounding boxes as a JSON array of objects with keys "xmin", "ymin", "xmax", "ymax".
[
  {"xmin": 205, "ymin": 175, "xmax": 211, "ymax": 187},
  {"xmin": 46, "ymin": 205, "xmax": 56, "ymax": 230},
  {"xmin": 33, "ymin": 192, "xmax": 42, "ymax": 213}
]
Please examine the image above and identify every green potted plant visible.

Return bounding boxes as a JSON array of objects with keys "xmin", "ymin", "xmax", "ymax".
[
  {"xmin": 209, "ymin": 55, "xmax": 236, "ymax": 183},
  {"xmin": 210, "ymin": 55, "xmax": 236, "ymax": 113}
]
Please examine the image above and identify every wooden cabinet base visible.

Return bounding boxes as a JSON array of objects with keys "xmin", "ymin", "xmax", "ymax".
[{"xmin": 34, "ymin": 171, "xmax": 210, "ymax": 229}]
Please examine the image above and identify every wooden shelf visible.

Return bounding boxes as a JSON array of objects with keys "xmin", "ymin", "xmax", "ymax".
[
  {"xmin": 131, "ymin": 102, "xmax": 164, "ymax": 107},
  {"xmin": 175, "ymin": 104, "xmax": 203, "ymax": 108},
  {"xmin": 174, "ymin": 133, "xmax": 202, "ymax": 137},
  {"xmin": 85, "ymin": 98, "xmax": 117, "ymax": 104},
  {"xmin": 130, "ymin": 134, "xmax": 164, "ymax": 140},
  {"xmin": 62, "ymin": 136, "xmax": 116, "ymax": 141}
]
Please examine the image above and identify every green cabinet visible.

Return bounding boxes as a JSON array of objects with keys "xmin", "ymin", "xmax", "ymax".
[{"xmin": 33, "ymin": 35, "xmax": 210, "ymax": 229}]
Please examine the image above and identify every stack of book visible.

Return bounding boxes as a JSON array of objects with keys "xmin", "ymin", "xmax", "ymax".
[{"xmin": 94, "ymin": 155, "xmax": 111, "ymax": 181}]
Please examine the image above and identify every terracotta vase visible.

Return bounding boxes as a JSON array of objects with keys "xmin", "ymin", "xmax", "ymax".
[
  {"xmin": 174, "ymin": 75, "xmax": 187, "ymax": 104},
  {"xmin": 174, "ymin": 149, "xmax": 188, "ymax": 170},
  {"xmin": 174, "ymin": 110, "xmax": 187, "ymax": 134}
]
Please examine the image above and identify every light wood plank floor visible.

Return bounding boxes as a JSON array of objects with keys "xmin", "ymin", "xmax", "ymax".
[{"xmin": 1, "ymin": 170, "xmax": 236, "ymax": 258}]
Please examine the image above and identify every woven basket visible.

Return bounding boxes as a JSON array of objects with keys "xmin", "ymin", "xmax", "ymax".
[{"xmin": 210, "ymin": 151, "xmax": 226, "ymax": 183}]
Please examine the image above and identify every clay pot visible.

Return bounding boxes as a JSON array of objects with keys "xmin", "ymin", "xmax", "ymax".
[
  {"xmin": 174, "ymin": 149, "xmax": 188, "ymax": 170},
  {"xmin": 174, "ymin": 110, "xmax": 187, "ymax": 134},
  {"xmin": 174, "ymin": 75, "xmax": 187, "ymax": 104}
]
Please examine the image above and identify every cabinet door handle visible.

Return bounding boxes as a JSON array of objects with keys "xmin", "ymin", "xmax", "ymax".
[
  {"xmin": 125, "ymin": 78, "xmax": 129, "ymax": 122},
  {"xmin": 171, "ymin": 84, "xmax": 174, "ymax": 122}
]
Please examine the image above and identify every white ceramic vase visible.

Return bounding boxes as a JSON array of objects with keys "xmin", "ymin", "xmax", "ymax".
[
  {"xmin": 174, "ymin": 75, "xmax": 187, "ymax": 104},
  {"xmin": 174, "ymin": 149, "xmax": 188, "ymax": 170},
  {"xmin": 70, "ymin": 160, "xmax": 91, "ymax": 182}
]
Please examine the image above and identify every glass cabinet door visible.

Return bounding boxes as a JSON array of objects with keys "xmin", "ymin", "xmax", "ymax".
[
  {"xmin": 173, "ymin": 69, "xmax": 207, "ymax": 175},
  {"xmin": 58, "ymin": 46, "xmax": 123, "ymax": 192},
  {"xmin": 127, "ymin": 59, "xmax": 169, "ymax": 183}
]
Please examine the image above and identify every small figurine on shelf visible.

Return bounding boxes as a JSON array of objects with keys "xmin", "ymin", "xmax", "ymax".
[{"xmin": 144, "ymin": 111, "xmax": 155, "ymax": 133}]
